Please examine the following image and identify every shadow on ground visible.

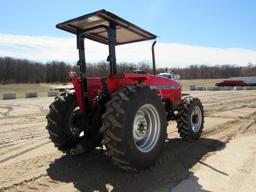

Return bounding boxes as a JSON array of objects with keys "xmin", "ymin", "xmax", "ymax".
[{"xmin": 47, "ymin": 138, "xmax": 225, "ymax": 192}]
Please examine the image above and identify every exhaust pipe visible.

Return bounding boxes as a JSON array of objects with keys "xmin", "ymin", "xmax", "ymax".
[{"xmin": 152, "ymin": 41, "xmax": 157, "ymax": 75}]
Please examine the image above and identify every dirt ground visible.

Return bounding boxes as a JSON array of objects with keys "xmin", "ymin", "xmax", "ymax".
[{"xmin": 0, "ymin": 90, "xmax": 256, "ymax": 192}]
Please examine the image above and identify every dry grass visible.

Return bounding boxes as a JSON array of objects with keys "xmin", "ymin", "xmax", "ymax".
[
  {"xmin": 0, "ymin": 79, "xmax": 224, "ymax": 99},
  {"xmin": 180, "ymin": 79, "xmax": 223, "ymax": 91}
]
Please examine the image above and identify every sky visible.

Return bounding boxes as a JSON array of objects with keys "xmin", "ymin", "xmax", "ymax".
[{"xmin": 0, "ymin": 0, "xmax": 256, "ymax": 67}]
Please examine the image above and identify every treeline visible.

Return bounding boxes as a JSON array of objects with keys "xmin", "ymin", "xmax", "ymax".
[
  {"xmin": 168, "ymin": 64, "xmax": 256, "ymax": 79},
  {"xmin": 0, "ymin": 56, "xmax": 255, "ymax": 83},
  {"xmin": 0, "ymin": 57, "xmax": 72, "ymax": 83}
]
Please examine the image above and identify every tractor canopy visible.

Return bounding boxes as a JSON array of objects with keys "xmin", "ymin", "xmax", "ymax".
[{"xmin": 56, "ymin": 9, "xmax": 157, "ymax": 45}]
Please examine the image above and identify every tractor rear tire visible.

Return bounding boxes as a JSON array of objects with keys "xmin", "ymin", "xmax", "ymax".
[
  {"xmin": 176, "ymin": 97, "xmax": 204, "ymax": 141},
  {"xmin": 46, "ymin": 92, "xmax": 100, "ymax": 154},
  {"xmin": 100, "ymin": 84, "xmax": 167, "ymax": 171}
]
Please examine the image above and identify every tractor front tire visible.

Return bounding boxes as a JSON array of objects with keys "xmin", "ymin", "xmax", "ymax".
[
  {"xmin": 176, "ymin": 97, "xmax": 204, "ymax": 141},
  {"xmin": 100, "ymin": 84, "xmax": 167, "ymax": 171}
]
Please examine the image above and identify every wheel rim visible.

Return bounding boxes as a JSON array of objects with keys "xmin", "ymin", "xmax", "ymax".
[
  {"xmin": 133, "ymin": 104, "xmax": 161, "ymax": 153},
  {"xmin": 191, "ymin": 106, "xmax": 202, "ymax": 133},
  {"xmin": 69, "ymin": 107, "xmax": 84, "ymax": 137}
]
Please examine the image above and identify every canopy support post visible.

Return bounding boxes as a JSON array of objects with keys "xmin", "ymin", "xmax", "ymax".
[{"xmin": 107, "ymin": 23, "xmax": 117, "ymax": 74}]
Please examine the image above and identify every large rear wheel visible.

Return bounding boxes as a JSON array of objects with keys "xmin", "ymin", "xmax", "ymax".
[
  {"xmin": 46, "ymin": 92, "xmax": 102, "ymax": 155},
  {"xmin": 100, "ymin": 84, "xmax": 167, "ymax": 171}
]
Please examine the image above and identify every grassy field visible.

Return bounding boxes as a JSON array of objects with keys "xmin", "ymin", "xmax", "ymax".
[
  {"xmin": 180, "ymin": 79, "xmax": 223, "ymax": 91},
  {"xmin": 0, "ymin": 84, "xmax": 50, "ymax": 99},
  {"xmin": 0, "ymin": 79, "xmax": 223, "ymax": 99}
]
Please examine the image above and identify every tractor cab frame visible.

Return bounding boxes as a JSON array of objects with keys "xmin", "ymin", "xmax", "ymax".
[{"xmin": 57, "ymin": 9, "xmax": 158, "ymax": 110}]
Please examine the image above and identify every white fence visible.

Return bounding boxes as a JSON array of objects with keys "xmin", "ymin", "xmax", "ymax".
[{"xmin": 1, "ymin": 90, "xmax": 60, "ymax": 100}]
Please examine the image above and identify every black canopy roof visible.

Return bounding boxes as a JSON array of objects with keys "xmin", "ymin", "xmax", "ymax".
[{"xmin": 56, "ymin": 9, "xmax": 157, "ymax": 45}]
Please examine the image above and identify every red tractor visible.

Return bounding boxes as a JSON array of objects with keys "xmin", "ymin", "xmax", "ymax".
[{"xmin": 46, "ymin": 10, "xmax": 204, "ymax": 171}]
